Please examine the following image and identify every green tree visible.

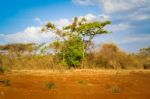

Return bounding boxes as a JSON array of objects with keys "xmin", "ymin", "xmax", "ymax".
[
  {"xmin": 42, "ymin": 17, "xmax": 111, "ymax": 67},
  {"xmin": 64, "ymin": 17, "xmax": 111, "ymax": 59},
  {"xmin": 60, "ymin": 35, "xmax": 83, "ymax": 67}
]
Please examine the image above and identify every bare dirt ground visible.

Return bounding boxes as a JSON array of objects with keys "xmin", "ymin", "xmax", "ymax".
[{"xmin": 0, "ymin": 69, "xmax": 150, "ymax": 99}]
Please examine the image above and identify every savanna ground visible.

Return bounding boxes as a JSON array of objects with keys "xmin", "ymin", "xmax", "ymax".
[{"xmin": 0, "ymin": 69, "xmax": 150, "ymax": 99}]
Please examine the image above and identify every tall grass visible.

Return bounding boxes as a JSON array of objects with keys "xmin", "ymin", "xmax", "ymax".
[
  {"xmin": 83, "ymin": 43, "xmax": 146, "ymax": 69},
  {"xmin": 0, "ymin": 43, "xmax": 149, "ymax": 70},
  {"xmin": 0, "ymin": 54, "xmax": 65, "ymax": 70}
]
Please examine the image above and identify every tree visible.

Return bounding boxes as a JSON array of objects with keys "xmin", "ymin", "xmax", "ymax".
[
  {"xmin": 64, "ymin": 17, "xmax": 111, "ymax": 59},
  {"xmin": 60, "ymin": 35, "xmax": 83, "ymax": 67},
  {"xmin": 139, "ymin": 47, "xmax": 150, "ymax": 57},
  {"xmin": 0, "ymin": 43, "xmax": 36, "ymax": 57},
  {"xmin": 42, "ymin": 17, "xmax": 111, "ymax": 67}
]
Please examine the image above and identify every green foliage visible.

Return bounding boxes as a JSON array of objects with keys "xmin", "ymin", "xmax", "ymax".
[
  {"xmin": 60, "ymin": 35, "xmax": 84, "ymax": 67},
  {"xmin": 64, "ymin": 18, "xmax": 112, "ymax": 50},
  {"xmin": 46, "ymin": 82, "xmax": 56, "ymax": 89},
  {"xmin": 49, "ymin": 40, "xmax": 62, "ymax": 53},
  {"xmin": 77, "ymin": 21, "xmax": 112, "ymax": 36},
  {"xmin": 0, "ymin": 66, "xmax": 6, "ymax": 74}
]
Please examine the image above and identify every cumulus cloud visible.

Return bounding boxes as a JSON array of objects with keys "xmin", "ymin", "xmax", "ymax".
[
  {"xmin": 101, "ymin": 0, "xmax": 150, "ymax": 14},
  {"xmin": 0, "ymin": 17, "xmax": 74, "ymax": 44},
  {"xmin": 73, "ymin": 0, "xmax": 150, "ymax": 13},
  {"xmin": 109, "ymin": 23, "xmax": 134, "ymax": 32},
  {"xmin": 73, "ymin": 0, "xmax": 150, "ymax": 26},
  {"xmin": 53, "ymin": 18, "xmax": 71, "ymax": 29},
  {"xmin": 0, "ymin": 26, "xmax": 57, "ymax": 44}
]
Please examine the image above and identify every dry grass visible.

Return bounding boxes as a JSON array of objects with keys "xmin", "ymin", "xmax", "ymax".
[
  {"xmin": 9, "ymin": 69, "xmax": 150, "ymax": 76},
  {"xmin": 0, "ymin": 43, "xmax": 149, "ymax": 70}
]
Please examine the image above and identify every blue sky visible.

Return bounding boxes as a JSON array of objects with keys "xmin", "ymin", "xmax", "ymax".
[{"xmin": 0, "ymin": 0, "xmax": 150, "ymax": 52}]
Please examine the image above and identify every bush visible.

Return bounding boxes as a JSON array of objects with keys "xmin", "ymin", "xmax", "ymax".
[
  {"xmin": 143, "ymin": 61, "xmax": 150, "ymax": 69},
  {"xmin": 91, "ymin": 43, "xmax": 142, "ymax": 69},
  {"xmin": 46, "ymin": 82, "xmax": 56, "ymax": 89},
  {"xmin": 111, "ymin": 85, "xmax": 121, "ymax": 93},
  {"xmin": 60, "ymin": 35, "xmax": 84, "ymax": 68},
  {"xmin": 0, "ymin": 66, "xmax": 6, "ymax": 74}
]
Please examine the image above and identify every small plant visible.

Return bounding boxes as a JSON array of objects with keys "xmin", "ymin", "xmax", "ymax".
[
  {"xmin": 0, "ymin": 66, "xmax": 6, "ymax": 74},
  {"xmin": 78, "ymin": 80, "xmax": 87, "ymax": 85},
  {"xmin": 111, "ymin": 85, "xmax": 121, "ymax": 93},
  {"xmin": 0, "ymin": 79, "xmax": 10, "ymax": 86},
  {"xmin": 46, "ymin": 82, "xmax": 56, "ymax": 89}
]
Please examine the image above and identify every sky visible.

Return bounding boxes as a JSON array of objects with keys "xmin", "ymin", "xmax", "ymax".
[{"xmin": 0, "ymin": 0, "xmax": 150, "ymax": 52}]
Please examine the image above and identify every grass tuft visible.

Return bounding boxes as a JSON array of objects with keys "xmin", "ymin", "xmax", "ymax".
[
  {"xmin": 0, "ymin": 79, "xmax": 10, "ymax": 86},
  {"xmin": 46, "ymin": 82, "xmax": 56, "ymax": 90},
  {"xmin": 111, "ymin": 85, "xmax": 121, "ymax": 93},
  {"xmin": 0, "ymin": 66, "xmax": 6, "ymax": 74},
  {"xmin": 78, "ymin": 80, "xmax": 87, "ymax": 85}
]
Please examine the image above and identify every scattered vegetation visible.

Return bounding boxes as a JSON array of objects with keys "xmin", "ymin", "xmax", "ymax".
[
  {"xmin": 0, "ymin": 43, "xmax": 149, "ymax": 70},
  {"xmin": 111, "ymin": 85, "xmax": 121, "ymax": 93},
  {"xmin": 78, "ymin": 80, "xmax": 87, "ymax": 85},
  {"xmin": 0, "ymin": 79, "xmax": 10, "ymax": 86},
  {"xmin": 46, "ymin": 82, "xmax": 56, "ymax": 90},
  {"xmin": 0, "ymin": 66, "xmax": 7, "ymax": 74}
]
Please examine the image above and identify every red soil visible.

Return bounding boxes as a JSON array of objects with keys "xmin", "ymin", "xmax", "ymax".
[{"xmin": 0, "ymin": 70, "xmax": 150, "ymax": 99}]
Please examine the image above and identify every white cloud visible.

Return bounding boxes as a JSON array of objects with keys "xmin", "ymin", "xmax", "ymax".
[
  {"xmin": 0, "ymin": 26, "xmax": 57, "ymax": 44},
  {"xmin": 119, "ymin": 34, "xmax": 150, "ymax": 44},
  {"xmin": 109, "ymin": 23, "xmax": 134, "ymax": 32},
  {"xmin": 0, "ymin": 17, "xmax": 73, "ymax": 44},
  {"xmin": 100, "ymin": 0, "xmax": 149, "ymax": 13},
  {"xmin": 53, "ymin": 18, "xmax": 71, "ymax": 29},
  {"xmin": 74, "ymin": 0, "xmax": 150, "ymax": 13},
  {"xmin": 34, "ymin": 17, "xmax": 43, "ymax": 24},
  {"xmin": 78, "ymin": 13, "xmax": 110, "ymax": 22}
]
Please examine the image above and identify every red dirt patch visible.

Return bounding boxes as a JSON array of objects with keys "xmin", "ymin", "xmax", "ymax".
[{"xmin": 0, "ymin": 70, "xmax": 150, "ymax": 99}]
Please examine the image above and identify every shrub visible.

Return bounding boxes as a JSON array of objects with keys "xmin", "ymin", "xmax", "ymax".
[
  {"xmin": 0, "ymin": 79, "xmax": 10, "ymax": 86},
  {"xmin": 0, "ymin": 66, "xmax": 6, "ymax": 74},
  {"xmin": 60, "ymin": 35, "xmax": 84, "ymax": 68},
  {"xmin": 91, "ymin": 43, "xmax": 142, "ymax": 69},
  {"xmin": 111, "ymin": 85, "xmax": 121, "ymax": 93},
  {"xmin": 46, "ymin": 82, "xmax": 56, "ymax": 89},
  {"xmin": 143, "ymin": 61, "xmax": 150, "ymax": 69},
  {"xmin": 78, "ymin": 80, "xmax": 87, "ymax": 85}
]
